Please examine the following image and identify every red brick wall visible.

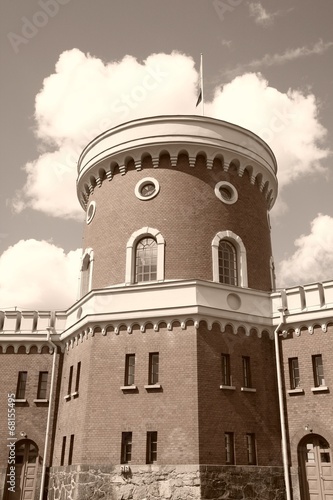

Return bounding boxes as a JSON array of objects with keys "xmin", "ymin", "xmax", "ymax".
[
  {"xmin": 197, "ymin": 323, "xmax": 282, "ymax": 466},
  {"xmin": 281, "ymin": 323, "xmax": 333, "ymax": 465},
  {"xmin": 83, "ymin": 156, "xmax": 273, "ymax": 292},
  {"xmin": 0, "ymin": 350, "xmax": 59, "ymax": 467},
  {"xmin": 54, "ymin": 323, "xmax": 199, "ymax": 466}
]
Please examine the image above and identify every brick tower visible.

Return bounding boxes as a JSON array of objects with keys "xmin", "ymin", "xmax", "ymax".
[{"xmin": 49, "ymin": 115, "xmax": 284, "ymax": 499}]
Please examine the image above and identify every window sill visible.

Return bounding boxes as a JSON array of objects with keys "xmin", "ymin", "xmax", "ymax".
[
  {"xmin": 220, "ymin": 385, "xmax": 236, "ymax": 390},
  {"xmin": 287, "ymin": 388, "xmax": 304, "ymax": 395},
  {"xmin": 311, "ymin": 386, "xmax": 329, "ymax": 393},
  {"xmin": 33, "ymin": 399, "xmax": 49, "ymax": 404},
  {"xmin": 144, "ymin": 384, "xmax": 162, "ymax": 390},
  {"xmin": 241, "ymin": 387, "xmax": 256, "ymax": 393},
  {"xmin": 14, "ymin": 399, "xmax": 27, "ymax": 403},
  {"xmin": 121, "ymin": 385, "xmax": 137, "ymax": 391},
  {"xmin": 64, "ymin": 394, "xmax": 71, "ymax": 401}
]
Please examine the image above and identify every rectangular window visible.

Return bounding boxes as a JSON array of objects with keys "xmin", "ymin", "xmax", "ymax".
[
  {"xmin": 16, "ymin": 371, "xmax": 27, "ymax": 399},
  {"xmin": 149, "ymin": 353, "xmax": 159, "ymax": 385},
  {"xmin": 242, "ymin": 356, "xmax": 252, "ymax": 388},
  {"xmin": 221, "ymin": 354, "xmax": 231, "ymax": 386},
  {"xmin": 125, "ymin": 355, "xmax": 135, "ymax": 386},
  {"xmin": 60, "ymin": 436, "xmax": 66, "ymax": 466},
  {"xmin": 75, "ymin": 362, "xmax": 81, "ymax": 393},
  {"xmin": 121, "ymin": 432, "xmax": 132, "ymax": 464},
  {"xmin": 312, "ymin": 355, "xmax": 325, "ymax": 387},
  {"xmin": 67, "ymin": 365, "xmax": 73, "ymax": 395},
  {"xmin": 246, "ymin": 433, "xmax": 257, "ymax": 465},
  {"xmin": 37, "ymin": 371, "xmax": 48, "ymax": 399},
  {"xmin": 68, "ymin": 435, "xmax": 74, "ymax": 466},
  {"xmin": 225, "ymin": 432, "xmax": 235, "ymax": 464},
  {"xmin": 289, "ymin": 358, "xmax": 300, "ymax": 389},
  {"xmin": 146, "ymin": 431, "xmax": 158, "ymax": 464}
]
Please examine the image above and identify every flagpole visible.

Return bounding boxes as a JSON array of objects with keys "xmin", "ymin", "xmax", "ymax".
[{"xmin": 200, "ymin": 53, "xmax": 204, "ymax": 116}]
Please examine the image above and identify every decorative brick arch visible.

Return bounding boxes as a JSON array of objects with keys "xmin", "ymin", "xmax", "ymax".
[
  {"xmin": 125, "ymin": 227, "xmax": 165, "ymax": 284},
  {"xmin": 212, "ymin": 230, "xmax": 248, "ymax": 287}
]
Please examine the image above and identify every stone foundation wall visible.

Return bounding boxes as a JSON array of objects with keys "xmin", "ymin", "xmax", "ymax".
[
  {"xmin": 200, "ymin": 465, "xmax": 286, "ymax": 500},
  {"xmin": 48, "ymin": 464, "xmax": 286, "ymax": 500}
]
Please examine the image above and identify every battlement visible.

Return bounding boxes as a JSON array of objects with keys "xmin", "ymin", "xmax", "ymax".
[
  {"xmin": 271, "ymin": 280, "xmax": 333, "ymax": 326},
  {"xmin": 1, "ymin": 280, "xmax": 332, "ymax": 337},
  {"xmin": 76, "ymin": 115, "xmax": 278, "ymax": 210},
  {"xmin": 0, "ymin": 309, "xmax": 66, "ymax": 334}
]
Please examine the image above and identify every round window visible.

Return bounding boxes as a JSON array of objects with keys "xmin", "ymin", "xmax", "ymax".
[
  {"xmin": 86, "ymin": 201, "xmax": 96, "ymax": 224},
  {"xmin": 141, "ymin": 183, "xmax": 156, "ymax": 197},
  {"xmin": 214, "ymin": 182, "xmax": 238, "ymax": 204},
  {"xmin": 135, "ymin": 178, "xmax": 160, "ymax": 201}
]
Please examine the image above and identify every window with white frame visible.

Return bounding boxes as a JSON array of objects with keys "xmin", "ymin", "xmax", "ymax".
[
  {"xmin": 246, "ymin": 433, "xmax": 257, "ymax": 465},
  {"xmin": 289, "ymin": 358, "xmax": 300, "ymax": 389},
  {"xmin": 212, "ymin": 231, "xmax": 248, "ymax": 287},
  {"xmin": 312, "ymin": 355, "xmax": 325, "ymax": 387},
  {"xmin": 225, "ymin": 432, "xmax": 235, "ymax": 464},
  {"xmin": 218, "ymin": 241, "xmax": 238, "ymax": 285},
  {"xmin": 125, "ymin": 227, "xmax": 165, "ymax": 284},
  {"xmin": 80, "ymin": 248, "xmax": 94, "ymax": 297},
  {"xmin": 135, "ymin": 237, "xmax": 157, "ymax": 283},
  {"xmin": 221, "ymin": 354, "xmax": 231, "ymax": 386}
]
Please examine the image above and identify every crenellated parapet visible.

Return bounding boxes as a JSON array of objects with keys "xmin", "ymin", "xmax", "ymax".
[
  {"xmin": 1, "ymin": 279, "xmax": 332, "ymax": 350},
  {"xmin": 272, "ymin": 280, "xmax": 333, "ymax": 334},
  {"xmin": 0, "ymin": 309, "xmax": 66, "ymax": 353},
  {"xmin": 76, "ymin": 115, "xmax": 278, "ymax": 210}
]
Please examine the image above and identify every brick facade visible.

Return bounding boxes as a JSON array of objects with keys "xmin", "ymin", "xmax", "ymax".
[
  {"xmin": 83, "ymin": 156, "xmax": 273, "ymax": 292},
  {"xmin": 0, "ymin": 116, "xmax": 332, "ymax": 500}
]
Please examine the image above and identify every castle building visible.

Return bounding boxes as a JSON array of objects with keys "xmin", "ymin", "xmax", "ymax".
[{"xmin": 0, "ymin": 116, "xmax": 332, "ymax": 500}]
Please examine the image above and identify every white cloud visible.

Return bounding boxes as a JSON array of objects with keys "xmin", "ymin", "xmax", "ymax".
[
  {"xmin": 205, "ymin": 72, "xmax": 329, "ymax": 190},
  {"xmin": 278, "ymin": 214, "xmax": 333, "ymax": 287},
  {"xmin": 226, "ymin": 40, "xmax": 333, "ymax": 77},
  {"xmin": 220, "ymin": 39, "xmax": 232, "ymax": 48},
  {"xmin": 13, "ymin": 50, "xmax": 330, "ymax": 219},
  {"xmin": 0, "ymin": 240, "xmax": 81, "ymax": 310},
  {"xmin": 14, "ymin": 50, "xmax": 198, "ymax": 220},
  {"xmin": 248, "ymin": 2, "xmax": 275, "ymax": 25}
]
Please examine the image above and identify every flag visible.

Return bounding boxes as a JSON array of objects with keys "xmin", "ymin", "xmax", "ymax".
[
  {"xmin": 196, "ymin": 53, "xmax": 204, "ymax": 114},
  {"xmin": 196, "ymin": 89, "xmax": 202, "ymax": 107}
]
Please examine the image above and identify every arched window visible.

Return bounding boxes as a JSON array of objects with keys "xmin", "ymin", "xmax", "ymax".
[
  {"xmin": 212, "ymin": 231, "xmax": 248, "ymax": 287},
  {"xmin": 80, "ymin": 248, "xmax": 94, "ymax": 297},
  {"xmin": 125, "ymin": 227, "xmax": 165, "ymax": 284},
  {"xmin": 218, "ymin": 240, "xmax": 238, "ymax": 285},
  {"xmin": 135, "ymin": 237, "xmax": 157, "ymax": 283}
]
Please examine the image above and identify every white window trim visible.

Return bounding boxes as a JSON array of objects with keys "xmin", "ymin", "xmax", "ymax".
[
  {"xmin": 79, "ymin": 248, "xmax": 94, "ymax": 298},
  {"xmin": 125, "ymin": 227, "xmax": 165, "ymax": 285},
  {"xmin": 212, "ymin": 231, "xmax": 248, "ymax": 287}
]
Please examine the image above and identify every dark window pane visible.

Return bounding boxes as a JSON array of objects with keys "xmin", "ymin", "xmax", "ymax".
[
  {"xmin": 121, "ymin": 432, "xmax": 132, "ymax": 464},
  {"xmin": 37, "ymin": 372, "xmax": 48, "ymax": 399},
  {"xmin": 146, "ymin": 432, "xmax": 157, "ymax": 464},
  {"xmin": 218, "ymin": 241, "xmax": 238, "ymax": 285},
  {"xmin": 16, "ymin": 372, "xmax": 27, "ymax": 399},
  {"xmin": 125, "ymin": 355, "xmax": 135, "ymax": 386}
]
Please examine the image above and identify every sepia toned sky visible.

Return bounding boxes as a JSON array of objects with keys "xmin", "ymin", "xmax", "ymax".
[{"xmin": 0, "ymin": 0, "xmax": 332, "ymax": 309}]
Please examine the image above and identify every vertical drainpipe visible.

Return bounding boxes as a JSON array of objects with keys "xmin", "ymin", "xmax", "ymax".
[
  {"xmin": 39, "ymin": 330, "xmax": 58, "ymax": 500},
  {"xmin": 274, "ymin": 307, "xmax": 292, "ymax": 500}
]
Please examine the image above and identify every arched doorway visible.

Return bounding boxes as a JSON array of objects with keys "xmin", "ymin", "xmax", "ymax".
[
  {"xmin": 5, "ymin": 440, "xmax": 39, "ymax": 500},
  {"xmin": 298, "ymin": 434, "xmax": 333, "ymax": 500}
]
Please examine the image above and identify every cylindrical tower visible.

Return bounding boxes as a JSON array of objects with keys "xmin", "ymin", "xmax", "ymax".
[
  {"xmin": 51, "ymin": 116, "xmax": 284, "ymax": 500},
  {"xmin": 77, "ymin": 115, "xmax": 278, "ymax": 294}
]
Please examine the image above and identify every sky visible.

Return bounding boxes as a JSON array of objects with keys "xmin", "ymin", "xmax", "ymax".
[{"xmin": 0, "ymin": 0, "xmax": 332, "ymax": 310}]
